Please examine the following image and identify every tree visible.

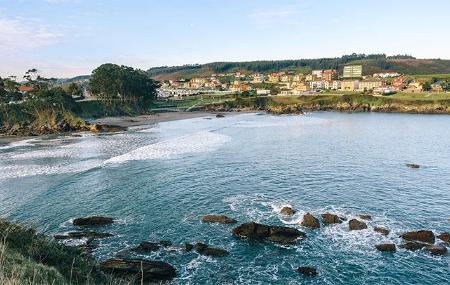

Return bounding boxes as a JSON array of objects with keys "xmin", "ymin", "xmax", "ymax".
[
  {"xmin": 67, "ymin": 83, "xmax": 83, "ymax": 98},
  {"xmin": 89, "ymin": 64, "xmax": 160, "ymax": 104},
  {"xmin": 422, "ymin": 82, "xmax": 432, "ymax": 92}
]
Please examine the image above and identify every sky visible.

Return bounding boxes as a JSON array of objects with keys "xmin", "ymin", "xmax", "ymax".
[{"xmin": 1, "ymin": 0, "xmax": 450, "ymax": 78}]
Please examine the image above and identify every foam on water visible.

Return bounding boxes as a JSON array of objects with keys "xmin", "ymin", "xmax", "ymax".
[
  {"xmin": 0, "ymin": 138, "xmax": 38, "ymax": 150},
  {"xmin": 104, "ymin": 131, "xmax": 231, "ymax": 164}
]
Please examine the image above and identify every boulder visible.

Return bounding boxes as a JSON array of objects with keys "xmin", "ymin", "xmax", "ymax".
[
  {"xmin": 400, "ymin": 242, "xmax": 427, "ymax": 251},
  {"xmin": 132, "ymin": 242, "xmax": 161, "ymax": 253},
  {"xmin": 216, "ymin": 114, "xmax": 225, "ymax": 118},
  {"xmin": 406, "ymin": 163, "xmax": 420, "ymax": 169},
  {"xmin": 184, "ymin": 243, "xmax": 194, "ymax": 252},
  {"xmin": 73, "ymin": 216, "xmax": 114, "ymax": 227},
  {"xmin": 297, "ymin": 266, "xmax": 318, "ymax": 276},
  {"xmin": 400, "ymin": 230, "xmax": 435, "ymax": 244},
  {"xmin": 201, "ymin": 215, "xmax": 237, "ymax": 224},
  {"xmin": 301, "ymin": 213, "xmax": 320, "ymax": 229},
  {"xmin": 194, "ymin": 243, "xmax": 228, "ymax": 257},
  {"xmin": 376, "ymin": 244, "xmax": 396, "ymax": 252},
  {"xmin": 321, "ymin": 213, "xmax": 342, "ymax": 225},
  {"xmin": 358, "ymin": 214, "xmax": 372, "ymax": 221},
  {"xmin": 159, "ymin": 240, "xmax": 172, "ymax": 247},
  {"xmin": 373, "ymin": 227, "xmax": 390, "ymax": 236},
  {"xmin": 348, "ymin": 219, "xmax": 367, "ymax": 231},
  {"xmin": 232, "ymin": 222, "xmax": 305, "ymax": 244},
  {"xmin": 54, "ymin": 231, "xmax": 113, "ymax": 240},
  {"xmin": 100, "ymin": 258, "xmax": 176, "ymax": 282},
  {"xmin": 424, "ymin": 245, "xmax": 448, "ymax": 256},
  {"xmin": 280, "ymin": 207, "xmax": 296, "ymax": 216},
  {"xmin": 437, "ymin": 233, "xmax": 450, "ymax": 243}
]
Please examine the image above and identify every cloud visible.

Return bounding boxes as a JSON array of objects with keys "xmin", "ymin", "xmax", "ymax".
[{"xmin": 0, "ymin": 15, "xmax": 62, "ymax": 52}]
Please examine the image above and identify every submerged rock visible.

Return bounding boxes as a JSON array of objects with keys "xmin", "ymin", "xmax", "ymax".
[
  {"xmin": 194, "ymin": 243, "xmax": 228, "ymax": 257},
  {"xmin": 232, "ymin": 222, "xmax": 305, "ymax": 244},
  {"xmin": 280, "ymin": 207, "xmax": 296, "ymax": 216},
  {"xmin": 376, "ymin": 244, "xmax": 396, "ymax": 252},
  {"xmin": 437, "ymin": 233, "xmax": 450, "ymax": 243},
  {"xmin": 348, "ymin": 219, "xmax": 368, "ymax": 231},
  {"xmin": 400, "ymin": 242, "xmax": 427, "ymax": 251},
  {"xmin": 301, "ymin": 213, "xmax": 320, "ymax": 229},
  {"xmin": 406, "ymin": 163, "xmax": 420, "ymax": 169},
  {"xmin": 358, "ymin": 214, "xmax": 372, "ymax": 221},
  {"xmin": 201, "ymin": 215, "xmax": 237, "ymax": 224},
  {"xmin": 100, "ymin": 258, "xmax": 176, "ymax": 282},
  {"xmin": 321, "ymin": 213, "xmax": 342, "ymax": 225},
  {"xmin": 216, "ymin": 114, "xmax": 225, "ymax": 118},
  {"xmin": 159, "ymin": 240, "xmax": 172, "ymax": 247},
  {"xmin": 400, "ymin": 230, "xmax": 435, "ymax": 244},
  {"xmin": 132, "ymin": 242, "xmax": 161, "ymax": 253},
  {"xmin": 374, "ymin": 227, "xmax": 390, "ymax": 236},
  {"xmin": 73, "ymin": 216, "xmax": 114, "ymax": 227},
  {"xmin": 424, "ymin": 245, "xmax": 448, "ymax": 256},
  {"xmin": 297, "ymin": 266, "xmax": 318, "ymax": 276},
  {"xmin": 184, "ymin": 243, "xmax": 194, "ymax": 252},
  {"xmin": 54, "ymin": 231, "xmax": 113, "ymax": 240}
]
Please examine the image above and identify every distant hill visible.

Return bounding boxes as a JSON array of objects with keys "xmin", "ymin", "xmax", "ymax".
[{"xmin": 147, "ymin": 54, "xmax": 450, "ymax": 81}]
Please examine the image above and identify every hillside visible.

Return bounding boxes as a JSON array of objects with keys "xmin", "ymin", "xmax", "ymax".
[{"xmin": 147, "ymin": 54, "xmax": 450, "ymax": 81}]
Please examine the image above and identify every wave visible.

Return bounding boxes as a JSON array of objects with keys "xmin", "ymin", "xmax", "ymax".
[
  {"xmin": 104, "ymin": 131, "xmax": 231, "ymax": 164},
  {"xmin": 0, "ymin": 138, "xmax": 38, "ymax": 150}
]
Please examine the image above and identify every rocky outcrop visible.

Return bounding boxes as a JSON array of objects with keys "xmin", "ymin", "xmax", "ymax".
[
  {"xmin": 400, "ymin": 242, "xmax": 427, "ymax": 251},
  {"xmin": 201, "ymin": 215, "xmax": 237, "ymax": 224},
  {"xmin": 54, "ymin": 231, "xmax": 113, "ymax": 240},
  {"xmin": 373, "ymin": 227, "xmax": 390, "ymax": 236},
  {"xmin": 321, "ymin": 213, "xmax": 342, "ymax": 225},
  {"xmin": 194, "ymin": 243, "xmax": 228, "ymax": 257},
  {"xmin": 184, "ymin": 243, "xmax": 194, "ymax": 252},
  {"xmin": 376, "ymin": 244, "xmax": 396, "ymax": 252},
  {"xmin": 267, "ymin": 105, "xmax": 304, "ymax": 115},
  {"xmin": 400, "ymin": 230, "xmax": 435, "ymax": 244},
  {"xmin": 132, "ymin": 242, "xmax": 161, "ymax": 253},
  {"xmin": 423, "ymin": 245, "xmax": 448, "ymax": 256},
  {"xmin": 348, "ymin": 219, "xmax": 367, "ymax": 231},
  {"xmin": 232, "ymin": 222, "xmax": 306, "ymax": 244},
  {"xmin": 100, "ymin": 258, "xmax": 176, "ymax": 282},
  {"xmin": 297, "ymin": 266, "xmax": 318, "ymax": 276},
  {"xmin": 159, "ymin": 240, "xmax": 172, "ymax": 247},
  {"xmin": 215, "ymin": 114, "xmax": 225, "ymax": 118},
  {"xmin": 73, "ymin": 216, "xmax": 114, "ymax": 227},
  {"xmin": 280, "ymin": 207, "xmax": 296, "ymax": 216},
  {"xmin": 406, "ymin": 163, "xmax": 420, "ymax": 169},
  {"xmin": 301, "ymin": 213, "xmax": 320, "ymax": 229},
  {"xmin": 437, "ymin": 233, "xmax": 450, "ymax": 243}
]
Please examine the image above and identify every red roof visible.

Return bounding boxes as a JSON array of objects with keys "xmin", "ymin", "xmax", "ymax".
[{"xmin": 19, "ymin": 85, "xmax": 33, "ymax": 92}]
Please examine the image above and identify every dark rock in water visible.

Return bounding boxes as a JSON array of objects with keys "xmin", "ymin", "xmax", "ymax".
[
  {"xmin": 374, "ymin": 227, "xmax": 390, "ymax": 236},
  {"xmin": 133, "ymin": 242, "xmax": 161, "ymax": 253},
  {"xmin": 406, "ymin": 163, "xmax": 420, "ymax": 169},
  {"xmin": 78, "ymin": 238, "xmax": 100, "ymax": 252},
  {"xmin": 100, "ymin": 258, "xmax": 176, "ymax": 282},
  {"xmin": 358, "ymin": 214, "xmax": 372, "ymax": 221},
  {"xmin": 73, "ymin": 216, "xmax": 114, "ymax": 227},
  {"xmin": 424, "ymin": 245, "xmax": 448, "ymax": 256},
  {"xmin": 216, "ymin": 114, "xmax": 225, "ymax": 118},
  {"xmin": 297, "ymin": 266, "xmax": 318, "ymax": 276},
  {"xmin": 184, "ymin": 243, "xmax": 194, "ymax": 252},
  {"xmin": 321, "ymin": 213, "xmax": 342, "ymax": 225},
  {"xmin": 348, "ymin": 219, "xmax": 367, "ymax": 231},
  {"xmin": 400, "ymin": 230, "xmax": 435, "ymax": 244},
  {"xmin": 54, "ymin": 231, "xmax": 113, "ymax": 240},
  {"xmin": 194, "ymin": 243, "xmax": 228, "ymax": 257},
  {"xmin": 159, "ymin": 240, "xmax": 172, "ymax": 247},
  {"xmin": 202, "ymin": 215, "xmax": 237, "ymax": 224},
  {"xmin": 232, "ymin": 222, "xmax": 306, "ymax": 244},
  {"xmin": 93, "ymin": 124, "xmax": 127, "ymax": 133},
  {"xmin": 376, "ymin": 244, "xmax": 396, "ymax": 252},
  {"xmin": 400, "ymin": 242, "xmax": 427, "ymax": 251},
  {"xmin": 280, "ymin": 207, "xmax": 296, "ymax": 216},
  {"xmin": 437, "ymin": 233, "xmax": 450, "ymax": 243},
  {"xmin": 301, "ymin": 213, "xmax": 320, "ymax": 229}
]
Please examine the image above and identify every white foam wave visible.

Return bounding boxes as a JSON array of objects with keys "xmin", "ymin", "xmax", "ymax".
[
  {"xmin": 104, "ymin": 131, "xmax": 230, "ymax": 164},
  {"xmin": 0, "ymin": 138, "xmax": 38, "ymax": 150}
]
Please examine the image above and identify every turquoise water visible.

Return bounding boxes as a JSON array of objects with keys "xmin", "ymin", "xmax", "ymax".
[{"xmin": 0, "ymin": 112, "xmax": 449, "ymax": 284}]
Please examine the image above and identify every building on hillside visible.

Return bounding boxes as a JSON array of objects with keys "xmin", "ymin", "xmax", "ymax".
[
  {"xmin": 292, "ymin": 74, "xmax": 304, "ymax": 82},
  {"xmin": 296, "ymin": 82, "xmax": 311, "ymax": 92},
  {"xmin": 323, "ymin": 69, "xmax": 338, "ymax": 81},
  {"xmin": 252, "ymin": 74, "xmax": 266, "ymax": 83},
  {"xmin": 268, "ymin": 73, "xmax": 280, "ymax": 83},
  {"xmin": 312, "ymin": 70, "xmax": 324, "ymax": 79},
  {"xmin": 310, "ymin": 80, "xmax": 327, "ymax": 90},
  {"xmin": 281, "ymin": 75, "xmax": 292, "ymax": 83},
  {"xmin": 404, "ymin": 81, "xmax": 423, "ymax": 93},
  {"xmin": 18, "ymin": 85, "xmax": 33, "ymax": 93},
  {"xmin": 373, "ymin": 72, "xmax": 401, "ymax": 78},
  {"xmin": 305, "ymin": 74, "xmax": 314, "ymax": 82},
  {"xmin": 431, "ymin": 83, "xmax": 443, "ymax": 92},
  {"xmin": 331, "ymin": 80, "xmax": 341, "ymax": 90},
  {"xmin": 340, "ymin": 80, "xmax": 360, "ymax": 91},
  {"xmin": 256, "ymin": 89, "xmax": 271, "ymax": 95},
  {"xmin": 359, "ymin": 80, "xmax": 384, "ymax": 91},
  {"xmin": 391, "ymin": 76, "xmax": 407, "ymax": 91},
  {"xmin": 343, "ymin": 65, "xmax": 363, "ymax": 78}
]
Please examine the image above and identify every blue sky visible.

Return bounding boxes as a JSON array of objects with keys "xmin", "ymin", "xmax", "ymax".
[{"xmin": 1, "ymin": 0, "xmax": 450, "ymax": 78}]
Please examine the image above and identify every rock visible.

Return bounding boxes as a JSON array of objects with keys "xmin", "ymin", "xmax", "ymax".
[
  {"xmin": 297, "ymin": 266, "xmax": 318, "ymax": 276},
  {"xmin": 358, "ymin": 214, "xmax": 372, "ymax": 220},
  {"xmin": 373, "ymin": 227, "xmax": 390, "ymax": 236},
  {"xmin": 280, "ymin": 207, "xmax": 296, "ymax": 216},
  {"xmin": 201, "ymin": 215, "xmax": 237, "ymax": 224},
  {"xmin": 321, "ymin": 213, "xmax": 342, "ymax": 225},
  {"xmin": 92, "ymin": 124, "xmax": 127, "ymax": 133},
  {"xmin": 400, "ymin": 230, "xmax": 435, "ymax": 244},
  {"xmin": 194, "ymin": 243, "xmax": 228, "ymax": 257},
  {"xmin": 400, "ymin": 242, "xmax": 427, "ymax": 251},
  {"xmin": 232, "ymin": 222, "xmax": 306, "ymax": 244},
  {"xmin": 54, "ymin": 231, "xmax": 113, "ymax": 240},
  {"xmin": 437, "ymin": 233, "xmax": 450, "ymax": 243},
  {"xmin": 73, "ymin": 216, "xmax": 114, "ymax": 227},
  {"xmin": 184, "ymin": 243, "xmax": 194, "ymax": 252},
  {"xmin": 132, "ymin": 242, "xmax": 161, "ymax": 253},
  {"xmin": 424, "ymin": 245, "xmax": 448, "ymax": 256},
  {"xmin": 406, "ymin": 163, "xmax": 420, "ymax": 169},
  {"xmin": 159, "ymin": 240, "xmax": 172, "ymax": 247},
  {"xmin": 216, "ymin": 114, "xmax": 225, "ymax": 118},
  {"xmin": 100, "ymin": 258, "xmax": 176, "ymax": 282},
  {"xmin": 376, "ymin": 244, "xmax": 396, "ymax": 252},
  {"xmin": 301, "ymin": 213, "xmax": 320, "ymax": 229},
  {"xmin": 348, "ymin": 219, "xmax": 367, "ymax": 231}
]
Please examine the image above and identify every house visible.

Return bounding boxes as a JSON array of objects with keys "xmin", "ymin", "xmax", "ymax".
[
  {"xmin": 305, "ymin": 74, "xmax": 313, "ymax": 81},
  {"xmin": 18, "ymin": 85, "xmax": 33, "ymax": 93},
  {"xmin": 343, "ymin": 65, "xmax": 363, "ymax": 78},
  {"xmin": 268, "ymin": 73, "xmax": 280, "ymax": 83},
  {"xmin": 373, "ymin": 72, "xmax": 401, "ymax": 78},
  {"xmin": 392, "ymin": 76, "xmax": 407, "ymax": 91},
  {"xmin": 312, "ymin": 70, "xmax": 324, "ymax": 79},
  {"xmin": 359, "ymin": 80, "xmax": 383, "ymax": 91},
  {"xmin": 331, "ymin": 80, "xmax": 341, "ymax": 90},
  {"xmin": 323, "ymin": 69, "xmax": 338, "ymax": 81},
  {"xmin": 256, "ymin": 89, "xmax": 271, "ymax": 95},
  {"xmin": 404, "ymin": 81, "xmax": 423, "ymax": 93},
  {"xmin": 341, "ymin": 80, "xmax": 360, "ymax": 91},
  {"xmin": 310, "ymin": 80, "xmax": 327, "ymax": 90},
  {"xmin": 296, "ymin": 82, "xmax": 311, "ymax": 92},
  {"xmin": 431, "ymin": 83, "xmax": 443, "ymax": 92}
]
